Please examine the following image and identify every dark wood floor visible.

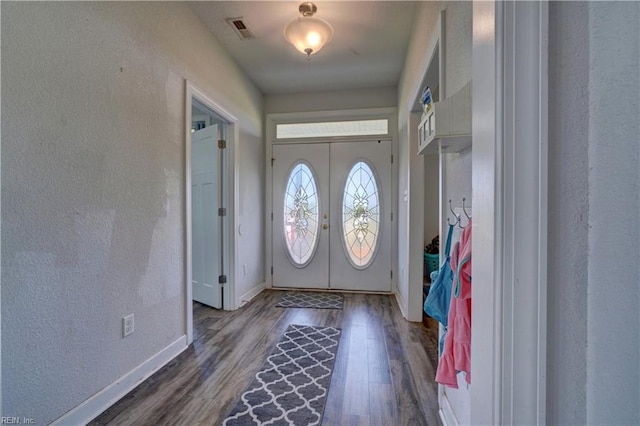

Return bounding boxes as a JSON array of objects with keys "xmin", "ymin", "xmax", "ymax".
[{"xmin": 91, "ymin": 290, "xmax": 441, "ymax": 425}]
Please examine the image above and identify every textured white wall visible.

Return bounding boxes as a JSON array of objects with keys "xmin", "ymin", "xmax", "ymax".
[
  {"xmin": 548, "ymin": 2, "xmax": 640, "ymax": 424},
  {"xmin": 444, "ymin": 150, "xmax": 472, "ymax": 215},
  {"xmin": 424, "ymin": 153, "xmax": 439, "ymax": 244},
  {"xmin": 237, "ymin": 126, "xmax": 265, "ymax": 297},
  {"xmin": 586, "ymin": 2, "xmax": 639, "ymax": 424},
  {"xmin": 440, "ymin": 2, "xmax": 472, "ymax": 421},
  {"xmin": 399, "ymin": 2, "xmax": 442, "ymax": 117},
  {"xmin": 264, "ymin": 87, "xmax": 397, "ymax": 114},
  {"xmin": 443, "ymin": 0, "xmax": 472, "ymax": 227},
  {"xmin": 397, "ymin": 1, "xmax": 441, "ymax": 318},
  {"xmin": 396, "ymin": 119, "xmax": 411, "ymax": 309},
  {"xmin": 547, "ymin": 2, "xmax": 589, "ymax": 423},
  {"xmin": 444, "ymin": 1, "xmax": 473, "ymax": 99},
  {"xmin": 397, "ymin": 1, "xmax": 471, "ymax": 322},
  {"xmin": 1, "ymin": 2, "xmax": 263, "ymax": 424}
]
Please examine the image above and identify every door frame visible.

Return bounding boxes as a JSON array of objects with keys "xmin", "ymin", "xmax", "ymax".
[
  {"xmin": 471, "ymin": 2, "xmax": 548, "ymax": 425},
  {"xmin": 265, "ymin": 108, "xmax": 398, "ymax": 290},
  {"xmin": 185, "ymin": 81, "xmax": 239, "ymax": 344}
]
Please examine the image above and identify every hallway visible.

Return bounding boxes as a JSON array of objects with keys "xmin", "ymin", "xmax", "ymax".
[
  {"xmin": 3, "ymin": 2, "xmax": 638, "ymax": 424},
  {"xmin": 91, "ymin": 291, "xmax": 441, "ymax": 425}
]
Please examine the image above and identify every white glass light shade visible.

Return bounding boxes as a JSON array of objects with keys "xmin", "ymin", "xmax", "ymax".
[{"xmin": 284, "ymin": 16, "xmax": 334, "ymax": 57}]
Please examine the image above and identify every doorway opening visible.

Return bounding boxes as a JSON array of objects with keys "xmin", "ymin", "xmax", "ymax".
[
  {"xmin": 190, "ymin": 98, "xmax": 227, "ymax": 310},
  {"xmin": 185, "ymin": 81, "xmax": 238, "ymax": 344}
]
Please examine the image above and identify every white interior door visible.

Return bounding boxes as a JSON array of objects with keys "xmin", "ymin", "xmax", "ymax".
[
  {"xmin": 271, "ymin": 140, "xmax": 392, "ymax": 292},
  {"xmin": 191, "ymin": 125, "xmax": 222, "ymax": 308},
  {"xmin": 272, "ymin": 143, "xmax": 330, "ymax": 288}
]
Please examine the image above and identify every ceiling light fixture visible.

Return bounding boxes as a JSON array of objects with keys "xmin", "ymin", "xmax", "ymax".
[{"xmin": 284, "ymin": 2, "xmax": 334, "ymax": 60}]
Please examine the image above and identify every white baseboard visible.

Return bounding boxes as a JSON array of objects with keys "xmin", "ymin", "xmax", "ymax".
[
  {"xmin": 439, "ymin": 389, "xmax": 460, "ymax": 426},
  {"xmin": 51, "ymin": 335, "xmax": 188, "ymax": 426},
  {"xmin": 394, "ymin": 289, "xmax": 409, "ymax": 320},
  {"xmin": 237, "ymin": 282, "xmax": 266, "ymax": 308}
]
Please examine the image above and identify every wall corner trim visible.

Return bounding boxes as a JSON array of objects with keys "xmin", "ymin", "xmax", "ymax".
[
  {"xmin": 394, "ymin": 289, "xmax": 410, "ymax": 320},
  {"xmin": 439, "ymin": 391, "xmax": 461, "ymax": 426},
  {"xmin": 51, "ymin": 336, "xmax": 188, "ymax": 426},
  {"xmin": 238, "ymin": 283, "xmax": 267, "ymax": 308}
]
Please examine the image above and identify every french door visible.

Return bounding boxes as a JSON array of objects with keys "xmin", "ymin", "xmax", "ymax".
[{"xmin": 271, "ymin": 140, "xmax": 392, "ymax": 292}]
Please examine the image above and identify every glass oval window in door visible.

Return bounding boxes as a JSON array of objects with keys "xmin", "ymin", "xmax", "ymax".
[
  {"xmin": 283, "ymin": 162, "xmax": 320, "ymax": 267},
  {"xmin": 342, "ymin": 161, "xmax": 380, "ymax": 268}
]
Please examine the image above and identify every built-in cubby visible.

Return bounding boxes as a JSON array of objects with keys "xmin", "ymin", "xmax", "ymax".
[{"xmin": 418, "ymin": 80, "xmax": 472, "ymax": 155}]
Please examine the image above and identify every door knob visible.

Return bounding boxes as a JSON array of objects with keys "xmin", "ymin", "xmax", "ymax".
[{"xmin": 322, "ymin": 224, "xmax": 329, "ymax": 230}]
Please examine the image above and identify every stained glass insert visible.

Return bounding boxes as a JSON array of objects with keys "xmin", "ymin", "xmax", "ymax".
[
  {"xmin": 342, "ymin": 161, "xmax": 380, "ymax": 268},
  {"xmin": 283, "ymin": 162, "xmax": 319, "ymax": 266}
]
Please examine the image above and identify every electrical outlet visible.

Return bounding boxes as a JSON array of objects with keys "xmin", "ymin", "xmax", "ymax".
[{"xmin": 123, "ymin": 314, "xmax": 134, "ymax": 337}]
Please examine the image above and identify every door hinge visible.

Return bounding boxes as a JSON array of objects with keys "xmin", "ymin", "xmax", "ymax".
[
  {"xmin": 271, "ymin": 266, "xmax": 273, "ymax": 275},
  {"xmin": 391, "ymin": 270, "xmax": 393, "ymax": 279},
  {"xmin": 218, "ymin": 275, "xmax": 227, "ymax": 284},
  {"xmin": 218, "ymin": 207, "xmax": 227, "ymax": 216},
  {"xmin": 391, "ymin": 212, "xmax": 394, "ymax": 221},
  {"xmin": 271, "ymin": 212, "xmax": 274, "ymax": 221},
  {"xmin": 391, "ymin": 154, "xmax": 394, "ymax": 164},
  {"xmin": 218, "ymin": 139, "xmax": 227, "ymax": 149},
  {"xmin": 271, "ymin": 158, "xmax": 275, "ymax": 167}
]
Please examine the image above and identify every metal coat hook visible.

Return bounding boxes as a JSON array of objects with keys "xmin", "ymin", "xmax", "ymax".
[
  {"xmin": 447, "ymin": 199, "xmax": 460, "ymax": 226},
  {"xmin": 461, "ymin": 197, "xmax": 471, "ymax": 228},
  {"xmin": 462, "ymin": 197, "xmax": 471, "ymax": 221}
]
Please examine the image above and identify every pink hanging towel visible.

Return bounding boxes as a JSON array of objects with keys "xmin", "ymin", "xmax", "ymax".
[{"xmin": 435, "ymin": 222, "xmax": 472, "ymax": 388}]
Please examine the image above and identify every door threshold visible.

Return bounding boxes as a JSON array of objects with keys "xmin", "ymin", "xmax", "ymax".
[{"xmin": 270, "ymin": 287, "xmax": 393, "ymax": 295}]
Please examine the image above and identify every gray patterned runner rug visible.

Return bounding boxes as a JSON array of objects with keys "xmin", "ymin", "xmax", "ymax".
[
  {"xmin": 276, "ymin": 292, "xmax": 344, "ymax": 310},
  {"xmin": 222, "ymin": 324, "xmax": 341, "ymax": 426}
]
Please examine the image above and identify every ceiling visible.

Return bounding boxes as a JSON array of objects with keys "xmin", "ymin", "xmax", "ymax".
[{"xmin": 188, "ymin": 1, "xmax": 419, "ymax": 95}]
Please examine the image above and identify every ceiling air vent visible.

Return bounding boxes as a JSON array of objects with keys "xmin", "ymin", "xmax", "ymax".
[{"xmin": 226, "ymin": 17, "xmax": 255, "ymax": 40}]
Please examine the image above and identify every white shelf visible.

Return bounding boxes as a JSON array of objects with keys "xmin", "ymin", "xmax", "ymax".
[{"xmin": 418, "ymin": 81, "xmax": 472, "ymax": 155}]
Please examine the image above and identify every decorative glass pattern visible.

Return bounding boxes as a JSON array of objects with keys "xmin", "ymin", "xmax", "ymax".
[
  {"xmin": 342, "ymin": 161, "xmax": 380, "ymax": 268},
  {"xmin": 283, "ymin": 162, "xmax": 319, "ymax": 266}
]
